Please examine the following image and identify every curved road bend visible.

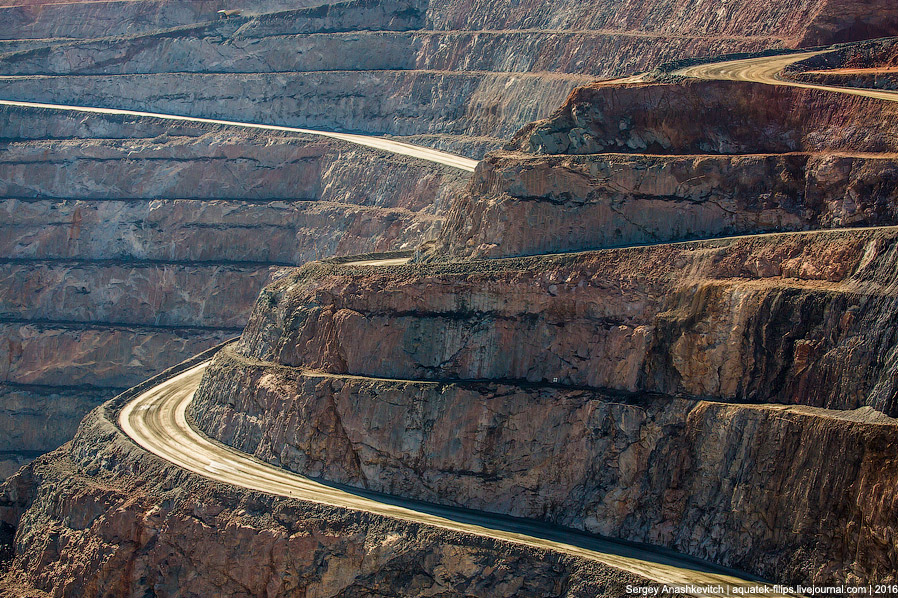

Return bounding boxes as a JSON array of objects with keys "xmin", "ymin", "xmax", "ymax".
[
  {"xmin": 672, "ymin": 50, "xmax": 898, "ymax": 103},
  {"xmin": 120, "ymin": 361, "xmax": 801, "ymax": 598},
  {"xmin": 0, "ymin": 99, "xmax": 478, "ymax": 172}
]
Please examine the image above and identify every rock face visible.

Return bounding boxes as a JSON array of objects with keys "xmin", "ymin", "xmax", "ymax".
[
  {"xmin": 230, "ymin": 228, "xmax": 898, "ymax": 414},
  {"xmin": 3, "ymin": 0, "xmax": 896, "ymax": 157},
  {"xmin": 429, "ymin": 74, "xmax": 898, "ymax": 259},
  {"xmin": 511, "ymin": 80, "xmax": 898, "ymax": 157},
  {"xmin": 4, "ymin": 0, "xmax": 898, "ymax": 594},
  {"xmin": 191, "ymin": 227, "xmax": 898, "ymax": 586},
  {"xmin": 186, "ymin": 38, "xmax": 898, "ymax": 587},
  {"xmin": 0, "ymin": 356, "xmax": 659, "ymax": 598},
  {"xmin": 192, "ymin": 345, "xmax": 898, "ymax": 585},
  {"xmin": 0, "ymin": 106, "xmax": 467, "ymax": 479},
  {"xmin": 3, "ymin": 0, "xmax": 898, "ymax": 479},
  {"xmin": 434, "ymin": 150, "xmax": 898, "ymax": 259},
  {"xmin": 784, "ymin": 37, "xmax": 898, "ymax": 91}
]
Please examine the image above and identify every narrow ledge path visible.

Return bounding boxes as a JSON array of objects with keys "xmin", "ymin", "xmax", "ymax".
[
  {"xmin": 0, "ymin": 99, "xmax": 479, "ymax": 172},
  {"xmin": 672, "ymin": 50, "xmax": 898, "ymax": 103},
  {"xmin": 77, "ymin": 47, "xmax": 898, "ymax": 596},
  {"xmin": 119, "ymin": 361, "xmax": 801, "ymax": 598}
]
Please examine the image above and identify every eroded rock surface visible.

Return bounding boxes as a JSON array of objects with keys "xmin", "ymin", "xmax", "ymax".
[
  {"xmin": 234, "ymin": 228, "xmax": 898, "ymax": 414},
  {"xmin": 192, "ymin": 345, "xmax": 898, "ymax": 585},
  {"xmin": 189, "ymin": 225, "xmax": 898, "ymax": 585},
  {"xmin": 435, "ymin": 151, "xmax": 898, "ymax": 259},
  {"xmin": 3, "ymin": 0, "xmax": 895, "ymax": 157},
  {"xmin": 0, "ymin": 107, "xmax": 466, "ymax": 477},
  {"xmin": 0, "ymin": 359, "xmax": 663, "ymax": 598}
]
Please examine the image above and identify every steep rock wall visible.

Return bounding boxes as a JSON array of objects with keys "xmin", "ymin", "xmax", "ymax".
[
  {"xmin": 430, "ymin": 153, "xmax": 898, "ymax": 259},
  {"xmin": 5, "ymin": 0, "xmax": 893, "ymax": 159},
  {"xmin": 0, "ymin": 30, "xmax": 777, "ymax": 78},
  {"xmin": 0, "ymin": 70, "xmax": 595, "ymax": 147},
  {"xmin": 512, "ymin": 80, "xmax": 898, "ymax": 156},
  {"xmin": 0, "ymin": 0, "xmax": 321, "ymax": 39},
  {"xmin": 192, "ymin": 345, "xmax": 898, "ymax": 584},
  {"xmin": 425, "ymin": 76, "xmax": 898, "ymax": 260},
  {"xmin": 0, "ymin": 107, "xmax": 467, "ymax": 478},
  {"xmin": 0, "ymin": 364, "xmax": 665, "ymax": 598},
  {"xmin": 434, "ymin": 151, "xmax": 898, "ymax": 259},
  {"xmin": 0, "ymin": 200, "xmax": 436, "ymax": 263},
  {"xmin": 4, "ymin": 0, "xmax": 896, "ymax": 47},
  {"xmin": 236, "ymin": 228, "xmax": 898, "ymax": 415},
  {"xmin": 423, "ymin": 0, "xmax": 897, "ymax": 46}
]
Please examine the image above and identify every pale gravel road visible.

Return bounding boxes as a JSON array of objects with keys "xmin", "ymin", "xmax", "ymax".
[
  {"xmin": 36, "ymin": 48, "xmax": 870, "ymax": 595},
  {"xmin": 0, "ymin": 98, "xmax": 479, "ymax": 171},
  {"xmin": 672, "ymin": 50, "xmax": 898, "ymax": 103},
  {"xmin": 119, "ymin": 361, "xmax": 800, "ymax": 598}
]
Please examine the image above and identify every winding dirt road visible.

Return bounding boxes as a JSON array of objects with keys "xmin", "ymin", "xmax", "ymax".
[
  {"xmin": 86, "ymin": 47, "xmax": 888, "ymax": 595},
  {"xmin": 119, "ymin": 360, "xmax": 798, "ymax": 598},
  {"xmin": 0, "ymin": 98, "xmax": 478, "ymax": 172},
  {"xmin": 672, "ymin": 50, "xmax": 898, "ymax": 103}
]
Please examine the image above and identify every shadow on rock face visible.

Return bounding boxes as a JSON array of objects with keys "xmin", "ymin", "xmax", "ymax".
[{"xmin": 0, "ymin": 522, "xmax": 13, "ymax": 575}]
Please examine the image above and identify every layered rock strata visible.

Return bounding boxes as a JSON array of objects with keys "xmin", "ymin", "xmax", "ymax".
[
  {"xmin": 4, "ymin": 0, "xmax": 896, "ymax": 158},
  {"xmin": 0, "ymin": 355, "xmax": 664, "ymax": 598},
  {"xmin": 232, "ymin": 228, "xmax": 898, "ymax": 414},
  {"xmin": 511, "ymin": 80, "xmax": 898, "ymax": 156},
  {"xmin": 434, "ymin": 150, "xmax": 898, "ymax": 259},
  {"xmin": 430, "ymin": 75, "xmax": 898, "ymax": 259},
  {"xmin": 0, "ymin": 0, "xmax": 321, "ymax": 39},
  {"xmin": 0, "ymin": 106, "xmax": 466, "ymax": 478},
  {"xmin": 191, "ymin": 225, "xmax": 898, "ymax": 584},
  {"xmin": 193, "ymin": 344, "xmax": 898, "ymax": 586},
  {"xmin": 783, "ymin": 37, "xmax": 898, "ymax": 91}
]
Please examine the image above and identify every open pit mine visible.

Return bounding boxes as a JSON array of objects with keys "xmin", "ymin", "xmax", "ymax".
[{"xmin": 3, "ymin": 0, "xmax": 898, "ymax": 596}]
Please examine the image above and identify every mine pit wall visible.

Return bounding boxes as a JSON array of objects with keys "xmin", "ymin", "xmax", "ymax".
[
  {"xmin": 434, "ymin": 151, "xmax": 898, "ymax": 260},
  {"xmin": 0, "ymin": 0, "xmax": 324, "ymax": 39},
  {"xmin": 191, "ymin": 346, "xmax": 898, "ymax": 585},
  {"xmin": 512, "ymin": 80, "xmax": 898, "ymax": 156},
  {"xmin": 0, "ymin": 361, "xmax": 663, "ymax": 598},
  {"xmin": 428, "ymin": 79, "xmax": 898, "ymax": 261},
  {"xmin": 423, "ymin": 0, "xmax": 897, "ymax": 46},
  {"xmin": 234, "ymin": 227, "xmax": 898, "ymax": 415},
  {"xmin": 0, "ymin": 136, "xmax": 460, "ymax": 214},
  {"xmin": 194, "ymin": 226, "xmax": 898, "ymax": 578},
  {"xmin": 0, "ymin": 104, "xmax": 218, "ymax": 141},
  {"xmin": 6, "ymin": 0, "xmax": 895, "ymax": 160},
  {"xmin": 0, "ymin": 30, "xmax": 779, "ymax": 78},
  {"xmin": 196, "ymin": 226, "xmax": 898, "ymax": 583},
  {"xmin": 1, "ymin": 0, "xmax": 895, "ymax": 46},
  {"xmin": 0, "ymin": 108, "xmax": 468, "ymax": 480},
  {"xmin": 782, "ymin": 38, "xmax": 898, "ymax": 91},
  {"xmin": 0, "ymin": 71, "xmax": 595, "ymax": 156}
]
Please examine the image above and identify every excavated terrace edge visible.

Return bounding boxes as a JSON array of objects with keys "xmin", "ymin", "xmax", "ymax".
[{"xmin": 113, "ymin": 354, "xmax": 805, "ymax": 597}]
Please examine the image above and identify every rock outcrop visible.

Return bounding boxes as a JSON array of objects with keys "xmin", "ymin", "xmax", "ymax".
[
  {"xmin": 230, "ymin": 228, "xmax": 898, "ymax": 414},
  {"xmin": 185, "ymin": 37, "xmax": 898, "ymax": 588},
  {"xmin": 4, "ymin": 0, "xmax": 898, "ymax": 478},
  {"xmin": 783, "ymin": 37, "xmax": 898, "ymax": 91},
  {"xmin": 192, "ymin": 343, "xmax": 898, "ymax": 586},
  {"xmin": 0, "ymin": 106, "xmax": 466, "ymax": 479},
  {"xmin": 430, "ymin": 75, "xmax": 898, "ymax": 259},
  {"xmin": 3, "ymin": 0, "xmax": 896, "ymax": 158},
  {"xmin": 434, "ymin": 150, "xmax": 898, "ymax": 259},
  {"xmin": 4, "ymin": 1, "xmax": 898, "ymax": 594},
  {"xmin": 0, "ymin": 355, "xmax": 661, "ymax": 598},
  {"xmin": 189, "ymin": 226, "xmax": 898, "ymax": 586}
]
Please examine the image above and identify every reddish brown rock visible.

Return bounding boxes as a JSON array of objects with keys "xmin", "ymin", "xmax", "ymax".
[
  {"xmin": 192, "ymin": 346, "xmax": 898, "ymax": 585},
  {"xmin": 512, "ymin": 80, "xmax": 898, "ymax": 157},
  {"xmin": 0, "ymin": 108, "xmax": 467, "ymax": 478},
  {"xmin": 0, "ymin": 375, "xmax": 663, "ymax": 598},
  {"xmin": 433, "ymin": 151, "xmax": 898, "ymax": 259},
  {"xmin": 237, "ymin": 228, "xmax": 898, "ymax": 415}
]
